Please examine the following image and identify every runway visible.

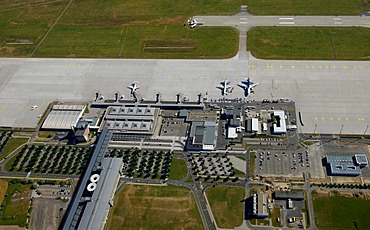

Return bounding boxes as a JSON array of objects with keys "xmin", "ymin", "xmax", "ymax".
[{"xmin": 0, "ymin": 54, "xmax": 369, "ymax": 134}]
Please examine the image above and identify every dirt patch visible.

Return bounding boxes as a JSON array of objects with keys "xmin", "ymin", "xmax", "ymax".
[
  {"xmin": 0, "ymin": 226, "xmax": 24, "ymax": 230},
  {"xmin": 314, "ymin": 189, "xmax": 370, "ymax": 200},
  {"xmin": 259, "ymin": 38, "xmax": 279, "ymax": 46},
  {"xmin": 30, "ymin": 198, "xmax": 67, "ymax": 230},
  {"xmin": 0, "ymin": 47, "xmax": 16, "ymax": 54},
  {"xmin": 0, "ymin": 179, "xmax": 8, "ymax": 205}
]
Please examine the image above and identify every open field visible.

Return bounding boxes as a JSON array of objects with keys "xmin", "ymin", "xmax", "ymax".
[
  {"xmin": 313, "ymin": 191, "xmax": 370, "ymax": 230},
  {"xmin": 105, "ymin": 185, "xmax": 203, "ymax": 230},
  {"xmin": 248, "ymin": 27, "xmax": 370, "ymax": 60},
  {"xmin": 0, "ymin": 179, "xmax": 8, "ymax": 205},
  {"xmin": 0, "ymin": 138, "xmax": 29, "ymax": 161},
  {"xmin": 169, "ymin": 158, "xmax": 188, "ymax": 180},
  {"xmin": 0, "ymin": 181, "xmax": 32, "ymax": 227},
  {"xmin": 205, "ymin": 186, "xmax": 245, "ymax": 228},
  {"xmin": 246, "ymin": 0, "xmax": 370, "ymax": 15},
  {"xmin": 0, "ymin": 0, "xmax": 242, "ymax": 58}
]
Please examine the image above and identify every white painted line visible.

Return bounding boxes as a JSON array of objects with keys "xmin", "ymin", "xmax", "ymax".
[
  {"xmin": 333, "ymin": 17, "xmax": 341, "ymax": 20},
  {"xmin": 240, "ymin": 18, "xmax": 248, "ymax": 20},
  {"xmin": 334, "ymin": 22, "xmax": 343, "ymax": 24},
  {"xmin": 279, "ymin": 22, "xmax": 295, "ymax": 25},
  {"xmin": 279, "ymin": 17, "xmax": 294, "ymax": 20},
  {"xmin": 240, "ymin": 21, "xmax": 248, "ymax": 24}
]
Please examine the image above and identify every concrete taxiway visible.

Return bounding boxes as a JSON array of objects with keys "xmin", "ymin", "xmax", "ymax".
[{"xmin": 0, "ymin": 54, "xmax": 370, "ymax": 135}]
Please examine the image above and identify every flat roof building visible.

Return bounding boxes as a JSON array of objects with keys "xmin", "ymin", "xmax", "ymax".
[
  {"xmin": 354, "ymin": 154, "xmax": 368, "ymax": 167},
  {"xmin": 272, "ymin": 110, "xmax": 286, "ymax": 134},
  {"xmin": 326, "ymin": 155, "xmax": 361, "ymax": 176},
  {"xmin": 273, "ymin": 191, "xmax": 304, "ymax": 200},
  {"xmin": 187, "ymin": 121, "xmax": 217, "ymax": 151},
  {"xmin": 252, "ymin": 193, "xmax": 268, "ymax": 218}
]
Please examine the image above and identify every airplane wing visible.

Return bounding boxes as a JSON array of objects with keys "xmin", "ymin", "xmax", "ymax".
[
  {"xmin": 216, "ymin": 85, "xmax": 224, "ymax": 90},
  {"xmin": 237, "ymin": 83, "xmax": 247, "ymax": 89},
  {"xmin": 251, "ymin": 82, "xmax": 259, "ymax": 88}
]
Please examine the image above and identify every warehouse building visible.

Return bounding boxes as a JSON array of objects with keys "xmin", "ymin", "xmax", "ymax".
[
  {"xmin": 273, "ymin": 191, "xmax": 305, "ymax": 200},
  {"xmin": 187, "ymin": 121, "xmax": 217, "ymax": 151},
  {"xmin": 272, "ymin": 110, "xmax": 287, "ymax": 134},
  {"xmin": 252, "ymin": 192, "xmax": 268, "ymax": 218}
]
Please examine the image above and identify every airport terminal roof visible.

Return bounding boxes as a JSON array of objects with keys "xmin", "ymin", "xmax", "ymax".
[
  {"xmin": 78, "ymin": 157, "xmax": 122, "ymax": 230},
  {"xmin": 42, "ymin": 104, "xmax": 85, "ymax": 130}
]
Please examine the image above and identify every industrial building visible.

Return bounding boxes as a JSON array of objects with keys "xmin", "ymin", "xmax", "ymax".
[
  {"xmin": 325, "ymin": 155, "xmax": 361, "ymax": 176},
  {"xmin": 354, "ymin": 154, "xmax": 369, "ymax": 167},
  {"xmin": 273, "ymin": 191, "xmax": 305, "ymax": 200},
  {"xmin": 252, "ymin": 192, "xmax": 268, "ymax": 218},
  {"xmin": 42, "ymin": 104, "xmax": 86, "ymax": 130}
]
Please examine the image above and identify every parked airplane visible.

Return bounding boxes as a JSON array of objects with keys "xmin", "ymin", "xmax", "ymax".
[
  {"xmin": 128, "ymin": 82, "xmax": 140, "ymax": 96},
  {"xmin": 187, "ymin": 18, "xmax": 203, "ymax": 28},
  {"xmin": 217, "ymin": 80, "xmax": 231, "ymax": 96},
  {"xmin": 237, "ymin": 77, "xmax": 259, "ymax": 97}
]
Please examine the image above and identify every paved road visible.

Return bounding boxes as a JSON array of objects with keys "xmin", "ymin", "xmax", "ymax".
[{"xmin": 193, "ymin": 15, "xmax": 370, "ymax": 28}]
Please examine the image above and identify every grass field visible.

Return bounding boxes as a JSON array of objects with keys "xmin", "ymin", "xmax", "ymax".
[
  {"xmin": 0, "ymin": 179, "xmax": 8, "ymax": 205},
  {"xmin": 246, "ymin": 0, "xmax": 370, "ymax": 15},
  {"xmin": 105, "ymin": 185, "xmax": 204, "ymax": 230},
  {"xmin": 0, "ymin": 137, "xmax": 29, "ymax": 161},
  {"xmin": 0, "ymin": 182, "xmax": 32, "ymax": 227},
  {"xmin": 248, "ymin": 27, "xmax": 370, "ymax": 60},
  {"xmin": 205, "ymin": 186, "xmax": 245, "ymax": 228},
  {"xmin": 0, "ymin": 0, "xmax": 242, "ymax": 58},
  {"xmin": 169, "ymin": 158, "xmax": 188, "ymax": 180},
  {"xmin": 313, "ymin": 192, "xmax": 370, "ymax": 230}
]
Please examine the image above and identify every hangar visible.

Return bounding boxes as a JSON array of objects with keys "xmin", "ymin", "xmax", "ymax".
[{"xmin": 42, "ymin": 104, "xmax": 86, "ymax": 130}]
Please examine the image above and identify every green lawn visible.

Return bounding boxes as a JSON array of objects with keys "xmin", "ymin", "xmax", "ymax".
[
  {"xmin": 0, "ymin": 137, "xmax": 29, "ymax": 161},
  {"xmin": 169, "ymin": 158, "xmax": 188, "ymax": 180},
  {"xmin": 206, "ymin": 186, "xmax": 245, "ymax": 228},
  {"xmin": 246, "ymin": 0, "xmax": 370, "ymax": 15},
  {"xmin": 1, "ymin": 0, "xmax": 242, "ymax": 58},
  {"xmin": 0, "ymin": 181, "xmax": 32, "ymax": 227},
  {"xmin": 105, "ymin": 185, "xmax": 203, "ymax": 230},
  {"xmin": 248, "ymin": 27, "xmax": 370, "ymax": 60},
  {"xmin": 313, "ymin": 192, "xmax": 370, "ymax": 230}
]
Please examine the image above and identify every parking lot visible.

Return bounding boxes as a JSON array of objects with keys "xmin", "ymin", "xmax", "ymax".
[{"xmin": 255, "ymin": 149, "xmax": 313, "ymax": 177}]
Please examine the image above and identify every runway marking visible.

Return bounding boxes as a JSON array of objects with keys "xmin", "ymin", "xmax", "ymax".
[
  {"xmin": 314, "ymin": 117, "xmax": 318, "ymax": 120},
  {"xmin": 346, "ymin": 117, "xmax": 349, "ymax": 121},
  {"xmin": 332, "ymin": 66, "xmax": 336, "ymax": 69},
  {"xmin": 360, "ymin": 66, "xmax": 364, "ymax": 69},
  {"xmin": 311, "ymin": 66, "xmax": 315, "ymax": 69},
  {"xmin": 333, "ymin": 17, "xmax": 341, "ymax": 21},
  {"xmin": 337, "ymin": 118, "xmax": 341, "ymax": 121},
  {"xmin": 237, "ymin": 64, "xmax": 240, "ymax": 68},
  {"xmin": 305, "ymin": 66, "xmax": 309, "ymax": 69},
  {"xmin": 343, "ymin": 66, "xmax": 348, "ymax": 69},
  {"xmin": 358, "ymin": 117, "xmax": 365, "ymax": 121},
  {"xmin": 240, "ymin": 18, "xmax": 248, "ymax": 20},
  {"xmin": 334, "ymin": 22, "xmax": 343, "ymax": 25},
  {"xmin": 321, "ymin": 117, "xmax": 325, "ymax": 120},
  {"xmin": 240, "ymin": 21, "xmax": 248, "ymax": 24},
  {"xmin": 141, "ymin": 64, "xmax": 144, "ymax": 68},
  {"xmin": 330, "ymin": 117, "xmax": 333, "ymax": 121},
  {"xmin": 291, "ymin": 65, "xmax": 296, "ymax": 68},
  {"xmin": 353, "ymin": 66, "xmax": 357, "ymax": 69},
  {"xmin": 279, "ymin": 22, "xmax": 295, "ymax": 25},
  {"xmin": 160, "ymin": 63, "xmax": 164, "ymax": 68},
  {"xmin": 325, "ymin": 66, "xmax": 329, "ymax": 69},
  {"xmin": 319, "ymin": 66, "xmax": 322, "ymax": 69},
  {"xmin": 279, "ymin": 17, "xmax": 294, "ymax": 20},
  {"xmin": 279, "ymin": 65, "xmax": 282, "ymax": 68}
]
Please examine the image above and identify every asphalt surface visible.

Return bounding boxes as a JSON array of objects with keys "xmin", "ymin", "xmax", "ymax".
[{"xmin": 192, "ymin": 15, "xmax": 370, "ymax": 28}]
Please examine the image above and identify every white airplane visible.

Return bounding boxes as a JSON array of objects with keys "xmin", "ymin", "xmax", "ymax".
[
  {"xmin": 187, "ymin": 18, "xmax": 203, "ymax": 28},
  {"xmin": 31, "ymin": 105, "xmax": 38, "ymax": 110},
  {"xmin": 237, "ymin": 77, "xmax": 259, "ymax": 97},
  {"xmin": 217, "ymin": 80, "xmax": 232, "ymax": 96},
  {"xmin": 127, "ymin": 82, "xmax": 140, "ymax": 96}
]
